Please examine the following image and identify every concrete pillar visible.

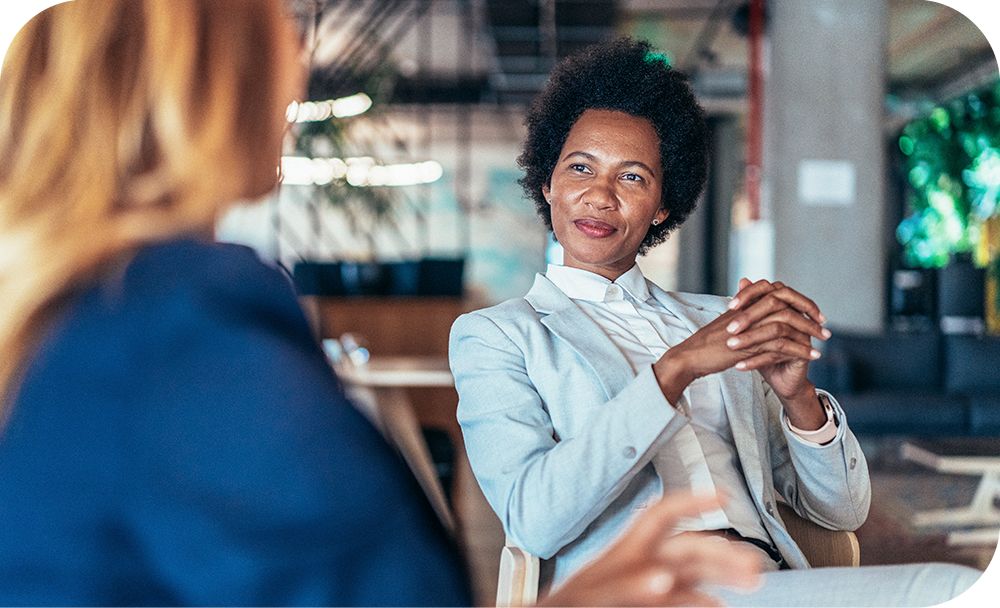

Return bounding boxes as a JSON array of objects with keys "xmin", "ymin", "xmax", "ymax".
[{"xmin": 764, "ymin": 0, "xmax": 889, "ymax": 332}]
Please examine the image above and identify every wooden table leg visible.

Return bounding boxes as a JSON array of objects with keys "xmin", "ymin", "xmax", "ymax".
[{"xmin": 370, "ymin": 386, "xmax": 456, "ymax": 533}]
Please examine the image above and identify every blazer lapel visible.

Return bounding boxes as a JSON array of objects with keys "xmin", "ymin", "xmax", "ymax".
[
  {"xmin": 524, "ymin": 274, "xmax": 636, "ymax": 399},
  {"xmin": 648, "ymin": 286, "xmax": 767, "ymax": 495},
  {"xmin": 716, "ymin": 368, "xmax": 767, "ymax": 495}
]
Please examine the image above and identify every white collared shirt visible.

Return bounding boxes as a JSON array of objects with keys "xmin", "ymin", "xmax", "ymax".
[{"xmin": 544, "ymin": 262, "xmax": 835, "ymax": 546}]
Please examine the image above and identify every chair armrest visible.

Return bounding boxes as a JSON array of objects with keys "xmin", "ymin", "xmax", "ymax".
[
  {"xmin": 777, "ymin": 502, "xmax": 860, "ymax": 568},
  {"xmin": 497, "ymin": 537, "xmax": 540, "ymax": 607}
]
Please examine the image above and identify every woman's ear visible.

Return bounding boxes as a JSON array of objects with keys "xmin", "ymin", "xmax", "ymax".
[
  {"xmin": 542, "ymin": 184, "xmax": 552, "ymax": 205},
  {"xmin": 654, "ymin": 208, "xmax": 670, "ymax": 225}
]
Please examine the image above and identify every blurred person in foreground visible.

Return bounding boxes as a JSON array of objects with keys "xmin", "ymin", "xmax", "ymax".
[
  {"xmin": 0, "ymin": 2, "xmax": 762, "ymax": 605},
  {"xmin": 450, "ymin": 37, "xmax": 982, "ymax": 606}
]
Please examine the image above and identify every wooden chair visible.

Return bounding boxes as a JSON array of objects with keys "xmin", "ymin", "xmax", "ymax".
[
  {"xmin": 497, "ymin": 536, "xmax": 541, "ymax": 608},
  {"xmin": 495, "ymin": 502, "xmax": 860, "ymax": 607},
  {"xmin": 775, "ymin": 502, "xmax": 860, "ymax": 569}
]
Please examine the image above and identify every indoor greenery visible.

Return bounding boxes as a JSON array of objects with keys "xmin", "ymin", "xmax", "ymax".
[
  {"xmin": 291, "ymin": 65, "xmax": 401, "ymax": 236},
  {"xmin": 896, "ymin": 79, "xmax": 1000, "ymax": 332},
  {"xmin": 896, "ymin": 79, "xmax": 1000, "ymax": 269}
]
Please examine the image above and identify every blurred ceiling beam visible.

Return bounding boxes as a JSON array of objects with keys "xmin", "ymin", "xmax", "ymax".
[{"xmin": 298, "ymin": 0, "xmax": 995, "ymax": 111}]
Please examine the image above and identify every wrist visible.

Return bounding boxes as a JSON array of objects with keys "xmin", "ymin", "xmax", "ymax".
[
  {"xmin": 654, "ymin": 349, "xmax": 695, "ymax": 406},
  {"xmin": 781, "ymin": 382, "xmax": 825, "ymax": 430},
  {"xmin": 786, "ymin": 394, "xmax": 838, "ymax": 444}
]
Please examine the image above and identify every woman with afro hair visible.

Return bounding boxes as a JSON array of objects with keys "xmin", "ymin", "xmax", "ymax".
[{"xmin": 450, "ymin": 37, "xmax": 980, "ymax": 605}]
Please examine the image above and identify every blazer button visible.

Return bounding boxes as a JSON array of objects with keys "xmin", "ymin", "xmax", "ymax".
[
  {"xmin": 623, "ymin": 446, "xmax": 637, "ymax": 459},
  {"xmin": 850, "ymin": 457, "xmax": 857, "ymax": 470},
  {"xmin": 765, "ymin": 501, "xmax": 774, "ymax": 516}
]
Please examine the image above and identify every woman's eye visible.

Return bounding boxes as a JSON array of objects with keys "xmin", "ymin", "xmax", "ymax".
[
  {"xmin": 622, "ymin": 173, "xmax": 643, "ymax": 182},
  {"xmin": 569, "ymin": 163, "xmax": 590, "ymax": 173}
]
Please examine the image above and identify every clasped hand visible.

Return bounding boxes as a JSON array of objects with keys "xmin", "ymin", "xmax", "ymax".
[{"xmin": 654, "ymin": 278, "xmax": 830, "ymax": 409}]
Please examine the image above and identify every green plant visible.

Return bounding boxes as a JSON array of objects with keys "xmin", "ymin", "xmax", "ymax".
[
  {"xmin": 283, "ymin": 60, "xmax": 438, "ymax": 262},
  {"xmin": 896, "ymin": 79, "xmax": 1000, "ymax": 268},
  {"xmin": 290, "ymin": 66, "xmax": 401, "ymax": 231}
]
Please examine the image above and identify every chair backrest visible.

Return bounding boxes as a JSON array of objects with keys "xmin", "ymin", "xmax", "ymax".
[{"xmin": 495, "ymin": 503, "xmax": 860, "ymax": 607}]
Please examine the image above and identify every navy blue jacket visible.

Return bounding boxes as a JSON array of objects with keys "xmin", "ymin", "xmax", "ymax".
[{"xmin": 0, "ymin": 238, "xmax": 470, "ymax": 606}]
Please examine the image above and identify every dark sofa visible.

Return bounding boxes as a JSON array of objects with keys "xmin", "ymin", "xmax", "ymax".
[{"xmin": 808, "ymin": 331, "xmax": 1000, "ymax": 436}]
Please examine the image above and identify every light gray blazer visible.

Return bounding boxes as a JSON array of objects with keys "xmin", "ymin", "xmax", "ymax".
[{"xmin": 449, "ymin": 273, "xmax": 871, "ymax": 587}]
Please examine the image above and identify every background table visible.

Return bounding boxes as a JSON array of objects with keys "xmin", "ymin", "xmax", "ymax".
[
  {"xmin": 900, "ymin": 438, "xmax": 1000, "ymax": 547},
  {"xmin": 335, "ymin": 356, "xmax": 456, "ymax": 532}
]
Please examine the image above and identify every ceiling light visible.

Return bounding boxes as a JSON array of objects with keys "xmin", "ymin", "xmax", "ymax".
[
  {"xmin": 281, "ymin": 156, "xmax": 442, "ymax": 187},
  {"xmin": 286, "ymin": 92, "xmax": 373, "ymax": 123}
]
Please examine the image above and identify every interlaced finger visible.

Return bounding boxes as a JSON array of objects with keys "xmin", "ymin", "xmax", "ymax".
[
  {"xmin": 725, "ymin": 291, "xmax": 792, "ymax": 335},
  {"xmin": 754, "ymin": 308, "xmax": 830, "ymax": 342},
  {"xmin": 730, "ymin": 281, "xmax": 826, "ymax": 330},
  {"xmin": 728, "ymin": 279, "xmax": 776, "ymax": 311},
  {"xmin": 766, "ymin": 281, "xmax": 825, "ymax": 323},
  {"xmin": 735, "ymin": 351, "xmax": 804, "ymax": 371},
  {"xmin": 727, "ymin": 324, "xmax": 817, "ymax": 361}
]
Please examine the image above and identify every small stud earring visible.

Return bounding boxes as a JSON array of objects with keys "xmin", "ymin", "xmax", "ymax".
[{"xmin": 651, "ymin": 219, "xmax": 660, "ymax": 226}]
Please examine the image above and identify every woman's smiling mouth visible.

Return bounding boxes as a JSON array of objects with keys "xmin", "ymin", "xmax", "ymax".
[{"xmin": 573, "ymin": 218, "xmax": 617, "ymax": 238}]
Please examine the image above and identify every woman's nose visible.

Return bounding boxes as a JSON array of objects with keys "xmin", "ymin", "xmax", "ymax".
[{"xmin": 583, "ymin": 182, "xmax": 618, "ymax": 210}]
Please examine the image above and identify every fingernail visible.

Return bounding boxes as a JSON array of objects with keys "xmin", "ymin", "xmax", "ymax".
[
  {"xmin": 821, "ymin": 328, "xmax": 832, "ymax": 339},
  {"xmin": 810, "ymin": 349, "xmax": 821, "ymax": 359},
  {"xmin": 728, "ymin": 298, "xmax": 740, "ymax": 310},
  {"xmin": 727, "ymin": 337, "xmax": 740, "ymax": 348},
  {"xmin": 735, "ymin": 361, "xmax": 747, "ymax": 370},
  {"xmin": 819, "ymin": 313, "xmax": 827, "ymax": 323},
  {"xmin": 727, "ymin": 321, "xmax": 740, "ymax": 333}
]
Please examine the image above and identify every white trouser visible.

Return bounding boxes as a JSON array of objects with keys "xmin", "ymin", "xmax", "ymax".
[{"xmin": 710, "ymin": 562, "xmax": 981, "ymax": 607}]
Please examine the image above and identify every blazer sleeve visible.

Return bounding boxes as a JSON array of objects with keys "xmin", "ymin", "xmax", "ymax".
[
  {"xmin": 450, "ymin": 311, "xmax": 689, "ymax": 559},
  {"xmin": 122, "ymin": 257, "xmax": 470, "ymax": 606},
  {"xmin": 761, "ymin": 376, "xmax": 872, "ymax": 531}
]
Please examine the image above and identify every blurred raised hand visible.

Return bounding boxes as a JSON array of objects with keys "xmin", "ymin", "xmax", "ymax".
[{"xmin": 540, "ymin": 493, "xmax": 762, "ymax": 607}]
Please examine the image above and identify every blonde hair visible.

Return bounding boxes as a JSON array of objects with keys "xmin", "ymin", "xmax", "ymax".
[{"xmin": 0, "ymin": 0, "xmax": 298, "ymax": 410}]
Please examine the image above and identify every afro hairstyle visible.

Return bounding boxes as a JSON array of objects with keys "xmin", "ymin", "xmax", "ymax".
[{"xmin": 517, "ymin": 37, "xmax": 709, "ymax": 254}]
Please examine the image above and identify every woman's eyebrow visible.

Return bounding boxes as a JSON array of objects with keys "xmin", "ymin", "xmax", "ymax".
[
  {"xmin": 619, "ymin": 160, "xmax": 657, "ymax": 175},
  {"xmin": 561, "ymin": 150, "xmax": 597, "ymax": 163}
]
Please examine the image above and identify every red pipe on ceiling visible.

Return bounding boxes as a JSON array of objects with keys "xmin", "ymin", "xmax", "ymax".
[{"xmin": 746, "ymin": 0, "xmax": 765, "ymax": 221}]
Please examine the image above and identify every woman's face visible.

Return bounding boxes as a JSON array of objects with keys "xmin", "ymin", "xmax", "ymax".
[{"xmin": 543, "ymin": 109, "xmax": 667, "ymax": 280}]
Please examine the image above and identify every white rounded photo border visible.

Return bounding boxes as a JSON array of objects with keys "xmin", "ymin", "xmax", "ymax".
[{"xmin": 0, "ymin": 0, "xmax": 997, "ymax": 605}]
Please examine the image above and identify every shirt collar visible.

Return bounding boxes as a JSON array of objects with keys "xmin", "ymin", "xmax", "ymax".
[{"xmin": 545, "ymin": 263, "xmax": 651, "ymax": 304}]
